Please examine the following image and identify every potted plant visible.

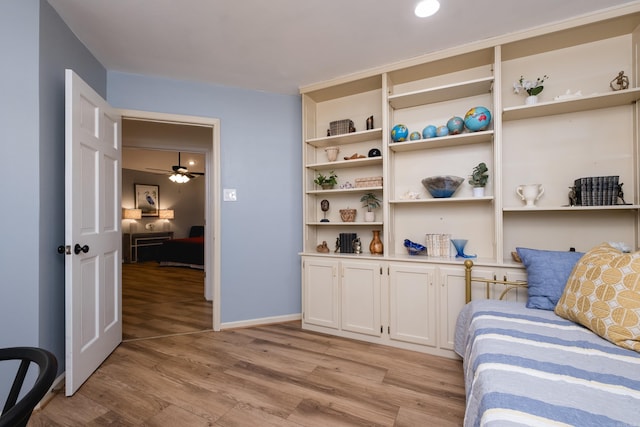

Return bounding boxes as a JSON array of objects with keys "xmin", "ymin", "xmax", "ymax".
[
  {"xmin": 314, "ymin": 171, "xmax": 338, "ymax": 190},
  {"xmin": 360, "ymin": 192, "xmax": 381, "ymax": 222},
  {"xmin": 513, "ymin": 74, "xmax": 549, "ymax": 105},
  {"xmin": 469, "ymin": 162, "xmax": 489, "ymax": 197}
]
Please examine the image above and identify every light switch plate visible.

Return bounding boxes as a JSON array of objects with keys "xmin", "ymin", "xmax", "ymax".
[{"xmin": 223, "ymin": 188, "xmax": 237, "ymax": 201}]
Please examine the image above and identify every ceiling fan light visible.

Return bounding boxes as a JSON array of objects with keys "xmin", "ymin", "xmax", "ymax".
[{"xmin": 169, "ymin": 173, "xmax": 190, "ymax": 184}]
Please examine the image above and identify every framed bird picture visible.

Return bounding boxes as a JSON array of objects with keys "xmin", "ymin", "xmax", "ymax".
[{"xmin": 135, "ymin": 183, "xmax": 160, "ymax": 217}]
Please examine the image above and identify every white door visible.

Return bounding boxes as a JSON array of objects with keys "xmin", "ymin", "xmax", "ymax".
[{"xmin": 64, "ymin": 69, "xmax": 122, "ymax": 396}]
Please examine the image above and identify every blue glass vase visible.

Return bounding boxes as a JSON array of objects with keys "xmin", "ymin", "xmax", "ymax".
[{"xmin": 451, "ymin": 239, "xmax": 476, "ymax": 258}]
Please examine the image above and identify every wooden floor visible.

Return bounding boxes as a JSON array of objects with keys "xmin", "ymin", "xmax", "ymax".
[
  {"xmin": 121, "ymin": 262, "xmax": 211, "ymax": 341},
  {"xmin": 29, "ymin": 263, "xmax": 466, "ymax": 426}
]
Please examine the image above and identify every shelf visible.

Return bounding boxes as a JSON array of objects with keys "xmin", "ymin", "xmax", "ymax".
[
  {"xmin": 307, "ymin": 186, "xmax": 383, "ymax": 195},
  {"xmin": 306, "ymin": 222, "xmax": 384, "ymax": 226},
  {"xmin": 306, "ymin": 128, "xmax": 383, "ymax": 148},
  {"xmin": 503, "ymin": 88, "xmax": 640, "ymax": 121},
  {"xmin": 307, "ymin": 157, "xmax": 382, "ymax": 170},
  {"xmin": 390, "ymin": 196, "xmax": 493, "ymax": 204},
  {"xmin": 503, "ymin": 204, "xmax": 640, "ymax": 212},
  {"xmin": 389, "ymin": 130, "xmax": 493, "ymax": 152},
  {"xmin": 388, "ymin": 76, "xmax": 494, "ymax": 110}
]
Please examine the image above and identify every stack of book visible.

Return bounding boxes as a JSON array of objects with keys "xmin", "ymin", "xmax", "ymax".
[
  {"xmin": 425, "ymin": 233, "xmax": 451, "ymax": 257},
  {"xmin": 573, "ymin": 176, "xmax": 619, "ymax": 206}
]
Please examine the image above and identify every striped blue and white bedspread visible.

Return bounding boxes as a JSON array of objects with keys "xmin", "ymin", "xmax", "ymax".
[{"xmin": 454, "ymin": 299, "xmax": 640, "ymax": 427}]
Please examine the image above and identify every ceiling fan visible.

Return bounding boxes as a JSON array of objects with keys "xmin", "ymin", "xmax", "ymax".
[
  {"xmin": 146, "ymin": 152, "xmax": 204, "ymax": 182},
  {"xmin": 171, "ymin": 152, "xmax": 204, "ymax": 178}
]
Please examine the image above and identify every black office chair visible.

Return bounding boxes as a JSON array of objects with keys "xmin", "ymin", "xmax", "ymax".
[{"xmin": 0, "ymin": 347, "xmax": 57, "ymax": 427}]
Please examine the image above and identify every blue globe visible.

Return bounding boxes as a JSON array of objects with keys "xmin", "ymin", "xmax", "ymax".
[
  {"xmin": 436, "ymin": 125, "xmax": 449, "ymax": 137},
  {"xmin": 447, "ymin": 116, "xmax": 464, "ymax": 135},
  {"xmin": 391, "ymin": 124, "xmax": 409, "ymax": 142},
  {"xmin": 464, "ymin": 106, "xmax": 492, "ymax": 132},
  {"xmin": 422, "ymin": 125, "xmax": 437, "ymax": 139},
  {"xmin": 409, "ymin": 131, "xmax": 421, "ymax": 141}
]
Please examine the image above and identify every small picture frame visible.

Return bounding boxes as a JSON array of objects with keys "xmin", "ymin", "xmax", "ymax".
[{"xmin": 135, "ymin": 184, "xmax": 159, "ymax": 217}]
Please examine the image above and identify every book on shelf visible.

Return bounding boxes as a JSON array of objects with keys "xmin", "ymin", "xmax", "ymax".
[
  {"xmin": 573, "ymin": 176, "xmax": 619, "ymax": 206},
  {"xmin": 425, "ymin": 233, "xmax": 451, "ymax": 257}
]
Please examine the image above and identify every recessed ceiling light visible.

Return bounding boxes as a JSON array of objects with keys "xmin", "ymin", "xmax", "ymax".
[{"xmin": 415, "ymin": 0, "xmax": 440, "ymax": 18}]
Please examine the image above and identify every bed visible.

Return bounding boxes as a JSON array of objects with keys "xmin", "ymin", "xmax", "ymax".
[
  {"xmin": 158, "ymin": 226, "xmax": 204, "ymax": 269},
  {"xmin": 455, "ymin": 244, "xmax": 640, "ymax": 427}
]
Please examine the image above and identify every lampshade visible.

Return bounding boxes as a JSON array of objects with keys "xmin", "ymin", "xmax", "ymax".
[
  {"xmin": 122, "ymin": 208, "xmax": 142, "ymax": 220},
  {"xmin": 169, "ymin": 174, "xmax": 190, "ymax": 183},
  {"xmin": 159, "ymin": 209, "xmax": 175, "ymax": 220}
]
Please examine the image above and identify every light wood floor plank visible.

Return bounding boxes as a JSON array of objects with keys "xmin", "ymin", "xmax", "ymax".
[{"xmin": 29, "ymin": 263, "xmax": 465, "ymax": 426}]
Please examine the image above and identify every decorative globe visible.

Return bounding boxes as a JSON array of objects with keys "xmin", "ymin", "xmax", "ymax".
[
  {"xmin": 464, "ymin": 106, "xmax": 492, "ymax": 132},
  {"xmin": 436, "ymin": 125, "xmax": 449, "ymax": 137},
  {"xmin": 391, "ymin": 124, "xmax": 409, "ymax": 142},
  {"xmin": 447, "ymin": 116, "xmax": 464, "ymax": 135},
  {"xmin": 409, "ymin": 131, "xmax": 421, "ymax": 141},
  {"xmin": 421, "ymin": 175, "xmax": 464, "ymax": 198},
  {"xmin": 422, "ymin": 125, "xmax": 437, "ymax": 139}
]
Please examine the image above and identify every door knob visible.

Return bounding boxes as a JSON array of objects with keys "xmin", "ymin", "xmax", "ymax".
[{"xmin": 74, "ymin": 244, "xmax": 89, "ymax": 255}]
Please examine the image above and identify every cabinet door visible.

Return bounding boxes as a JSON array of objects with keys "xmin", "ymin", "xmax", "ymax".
[
  {"xmin": 388, "ymin": 263, "xmax": 437, "ymax": 347},
  {"xmin": 341, "ymin": 261, "xmax": 382, "ymax": 337},
  {"xmin": 303, "ymin": 258, "xmax": 340, "ymax": 329},
  {"xmin": 438, "ymin": 266, "xmax": 496, "ymax": 350},
  {"xmin": 438, "ymin": 266, "xmax": 466, "ymax": 351}
]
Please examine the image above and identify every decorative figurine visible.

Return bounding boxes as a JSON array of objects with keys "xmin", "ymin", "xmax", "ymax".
[
  {"xmin": 366, "ymin": 115, "xmax": 374, "ymax": 130},
  {"xmin": 334, "ymin": 237, "xmax": 341, "ymax": 253},
  {"xmin": 316, "ymin": 241, "xmax": 330, "ymax": 253},
  {"xmin": 610, "ymin": 71, "xmax": 629, "ymax": 91},
  {"xmin": 320, "ymin": 199, "xmax": 330, "ymax": 222},
  {"xmin": 568, "ymin": 186, "xmax": 577, "ymax": 206},
  {"xmin": 616, "ymin": 182, "xmax": 626, "ymax": 204},
  {"xmin": 353, "ymin": 237, "xmax": 362, "ymax": 254}
]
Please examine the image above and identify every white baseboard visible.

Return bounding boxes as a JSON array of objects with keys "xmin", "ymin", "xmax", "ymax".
[
  {"xmin": 35, "ymin": 372, "xmax": 65, "ymax": 410},
  {"xmin": 220, "ymin": 313, "xmax": 301, "ymax": 330}
]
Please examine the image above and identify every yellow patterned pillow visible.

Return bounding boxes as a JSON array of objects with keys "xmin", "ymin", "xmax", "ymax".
[{"xmin": 555, "ymin": 242, "xmax": 640, "ymax": 352}]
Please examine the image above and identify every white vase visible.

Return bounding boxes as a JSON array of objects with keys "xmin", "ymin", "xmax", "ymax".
[
  {"xmin": 472, "ymin": 187, "xmax": 485, "ymax": 198},
  {"xmin": 325, "ymin": 146, "xmax": 339, "ymax": 162},
  {"xmin": 364, "ymin": 211, "xmax": 375, "ymax": 222},
  {"xmin": 525, "ymin": 95, "xmax": 538, "ymax": 105},
  {"xmin": 517, "ymin": 184, "xmax": 545, "ymax": 208}
]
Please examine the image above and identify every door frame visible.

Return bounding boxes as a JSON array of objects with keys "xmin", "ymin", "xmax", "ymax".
[{"xmin": 119, "ymin": 109, "xmax": 221, "ymax": 331}]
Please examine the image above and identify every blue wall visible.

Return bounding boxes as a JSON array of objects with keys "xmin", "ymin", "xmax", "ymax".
[
  {"xmin": 0, "ymin": 0, "xmax": 41, "ymax": 353},
  {"xmin": 0, "ymin": 0, "xmax": 301, "ymax": 393},
  {"xmin": 108, "ymin": 72, "xmax": 303, "ymax": 323},
  {"xmin": 0, "ymin": 0, "xmax": 106, "ymax": 381}
]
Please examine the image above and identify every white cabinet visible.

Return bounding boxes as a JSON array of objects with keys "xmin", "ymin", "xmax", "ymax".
[
  {"xmin": 341, "ymin": 260, "xmax": 382, "ymax": 337},
  {"xmin": 302, "ymin": 257, "xmax": 383, "ymax": 339},
  {"xmin": 303, "ymin": 257, "xmax": 474, "ymax": 357},
  {"xmin": 388, "ymin": 263, "xmax": 437, "ymax": 347},
  {"xmin": 302, "ymin": 258, "xmax": 339, "ymax": 329}
]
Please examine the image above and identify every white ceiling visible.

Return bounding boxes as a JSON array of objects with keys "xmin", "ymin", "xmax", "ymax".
[
  {"xmin": 47, "ymin": 0, "xmax": 639, "ymax": 95},
  {"xmin": 122, "ymin": 119, "xmax": 208, "ymax": 174}
]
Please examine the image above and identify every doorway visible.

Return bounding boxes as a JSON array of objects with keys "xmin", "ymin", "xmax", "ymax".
[{"xmin": 119, "ymin": 110, "xmax": 221, "ymax": 334}]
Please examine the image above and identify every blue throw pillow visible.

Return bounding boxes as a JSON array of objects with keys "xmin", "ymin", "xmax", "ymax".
[{"xmin": 516, "ymin": 247, "xmax": 584, "ymax": 310}]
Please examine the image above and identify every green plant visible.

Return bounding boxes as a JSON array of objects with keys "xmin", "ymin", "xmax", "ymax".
[
  {"xmin": 360, "ymin": 192, "xmax": 382, "ymax": 211},
  {"xmin": 314, "ymin": 171, "xmax": 338, "ymax": 187},
  {"xmin": 469, "ymin": 162, "xmax": 489, "ymax": 187},
  {"xmin": 513, "ymin": 75, "xmax": 549, "ymax": 96}
]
